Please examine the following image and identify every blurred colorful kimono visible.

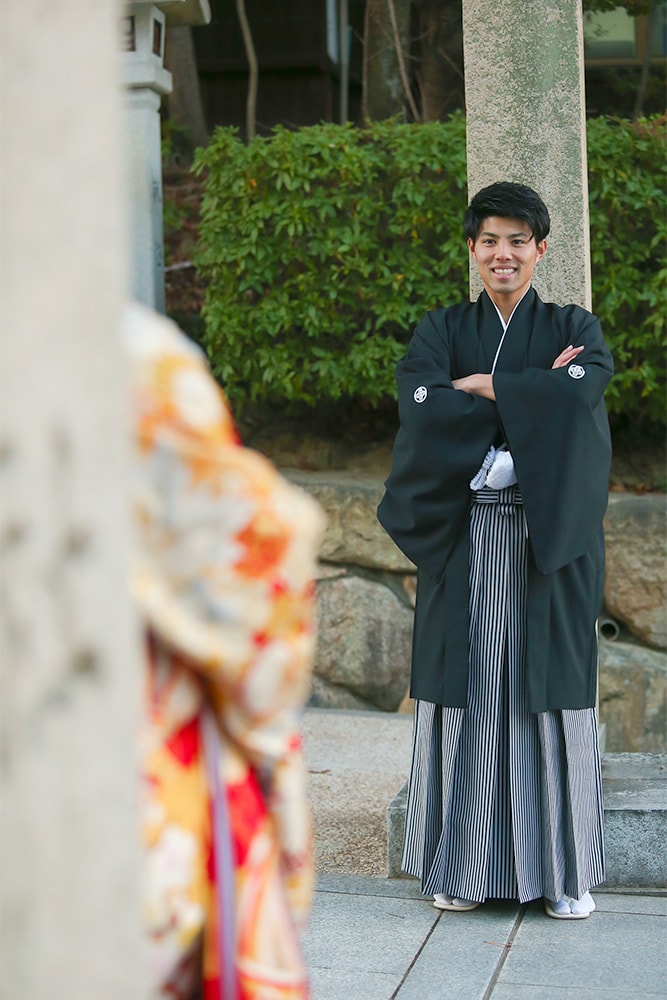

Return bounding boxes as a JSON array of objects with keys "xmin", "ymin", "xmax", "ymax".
[{"xmin": 123, "ymin": 305, "xmax": 325, "ymax": 1000}]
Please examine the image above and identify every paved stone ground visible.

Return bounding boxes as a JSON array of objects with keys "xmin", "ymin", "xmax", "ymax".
[
  {"xmin": 304, "ymin": 875, "xmax": 667, "ymax": 1000},
  {"xmin": 303, "ymin": 708, "xmax": 413, "ymax": 876}
]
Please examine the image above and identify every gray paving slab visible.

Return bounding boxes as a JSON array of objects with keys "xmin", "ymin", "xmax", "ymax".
[
  {"xmin": 492, "ymin": 987, "xmax": 665, "ymax": 999},
  {"xmin": 306, "ymin": 967, "xmax": 402, "ymax": 1000},
  {"xmin": 303, "ymin": 877, "xmax": 438, "ymax": 1000},
  {"xmin": 396, "ymin": 901, "xmax": 520, "ymax": 1000},
  {"xmin": 315, "ymin": 873, "xmax": 424, "ymax": 899},
  {"xmin": 495, "ymin": 897, "xmax": 667, "ymax": 999},
  {"xmin": 595, "ymin": 890, "xmax": 667, "ymax": 915}
]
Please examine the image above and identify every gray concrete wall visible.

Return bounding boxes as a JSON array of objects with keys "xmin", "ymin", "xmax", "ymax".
[
  {"xmin": 462, "ymin": 0, "xmax": 591, "ymax": 309},
  {"xmin": 0, "ymin": 3, "xmax": 146, "ymax": 996}
]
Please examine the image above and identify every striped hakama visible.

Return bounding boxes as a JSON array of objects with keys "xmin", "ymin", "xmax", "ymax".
[{"xmin": 402, "ymin": 486, "xmax": 606, "ymax": 904}]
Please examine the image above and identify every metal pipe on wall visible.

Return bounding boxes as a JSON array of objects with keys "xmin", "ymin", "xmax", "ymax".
[
  {"xmin": 598, "ymin": 616, "xmax": 621, "ymax": 641},
  {"xmin": 339, "ymin": 0, "xmax": 349, "ymax": 123}
]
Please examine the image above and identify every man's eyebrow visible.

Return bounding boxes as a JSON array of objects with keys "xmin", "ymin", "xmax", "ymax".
[{"xmin": 479, "ymin": 230, "xmax": 532, "ymax": 239}]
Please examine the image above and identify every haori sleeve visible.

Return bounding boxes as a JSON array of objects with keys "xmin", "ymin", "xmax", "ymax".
[
  {"xmin": 493, "ymin": 310, "xmax": 614, "ymax": 573},
  {"xmin": 377, "ymin": 311, "xmax": 499, "ymax": 580}
]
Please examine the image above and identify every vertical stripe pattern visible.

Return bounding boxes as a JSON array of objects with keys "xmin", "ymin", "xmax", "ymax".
[{"xmin": 402, "ymin": 486, "xmax": 605, "ymax": 904}]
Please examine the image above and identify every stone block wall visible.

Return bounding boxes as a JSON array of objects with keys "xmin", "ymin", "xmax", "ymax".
[{"xmin": 286, "ymin": 470, "xmax": 667, "ymax": 752}]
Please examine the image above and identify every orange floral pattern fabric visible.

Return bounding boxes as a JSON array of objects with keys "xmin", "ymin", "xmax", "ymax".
[{"xmin": 123, "ymin": 305, "xmax": 324, "ymax": 999}]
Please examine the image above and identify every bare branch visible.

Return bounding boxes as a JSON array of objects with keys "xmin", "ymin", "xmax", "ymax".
[{"xmin": 386, "ymin": 0, "xmax": 421, "ymax": 121}]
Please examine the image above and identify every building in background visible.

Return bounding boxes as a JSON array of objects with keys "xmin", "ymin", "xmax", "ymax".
[
  {"xmin": 584, "ymin": 2, "xmax": 667, "ymax": 116},
  {"xmin": 193, "ymin": 0, "xmax": 365, "ymax": 135},
  {"xmin": 188, "ymin": 0, "xmax": 666, "ymax": 139}
]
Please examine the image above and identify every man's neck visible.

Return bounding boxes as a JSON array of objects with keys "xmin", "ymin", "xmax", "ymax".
[{"xmin": 487, "ymin": 286, "xmax": 531, "ymax": 326}]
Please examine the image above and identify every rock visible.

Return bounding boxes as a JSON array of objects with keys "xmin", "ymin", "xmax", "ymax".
[
  {"xmin": 313, "ymin": 574, "xmax": 413, "ymax": 711},
  {"xmin": 599, "ymin": 638, "xmax": 667, "ymax": 752},
  {"xmin": 308, "ymin": 675, "xmax": 380, "ymax": 712},
  {"xmin": 284, "ymin": 469, "xmax": 414, "ymax": 573},
  {"xmin": 604, "ymin": 494, "xmax": 667, "ymax": 650},
  {"xmin": 402, "ymin": 574, "xmax": 417, "ymax": 608}
]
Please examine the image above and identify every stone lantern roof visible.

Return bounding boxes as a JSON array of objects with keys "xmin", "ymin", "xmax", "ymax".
[{"xmin": 132, "ymin": 0, "xmax": 211, "ymax": 27}]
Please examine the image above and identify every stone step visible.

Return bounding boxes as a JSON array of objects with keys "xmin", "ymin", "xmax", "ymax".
[
  {"xmin": 601, "ymin": 752, "xmax": 667, "ymax": 888},
  {"xmin": 303, "ymin": 708, "xmax": 667, "ymax": 889},
  {"xmin": 389, "ymin": 753, "xmax": 667, "ymax": 889}
]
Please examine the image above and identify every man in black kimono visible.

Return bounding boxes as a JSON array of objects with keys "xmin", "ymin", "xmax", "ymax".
[{"xmin": 377, "ymin": 182, "xmax": 612, "ymax": 919}]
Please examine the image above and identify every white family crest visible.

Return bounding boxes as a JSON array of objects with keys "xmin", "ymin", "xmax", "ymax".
[
  {"xmin": 414, "ymin": 385, "xmax": 428, "ymax": 403},
  {"xmin": 568, "ymin": 363, "xmax": 586, "ymax": 380}
]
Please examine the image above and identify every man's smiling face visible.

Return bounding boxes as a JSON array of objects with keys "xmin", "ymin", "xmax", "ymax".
[{"xmin": 468, "ymin": 216, "xmax": 547, "ymax": 312}]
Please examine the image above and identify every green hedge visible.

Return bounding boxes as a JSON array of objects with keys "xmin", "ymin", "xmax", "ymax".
[
  {"xmin": 587, "ymin": 116, "xmax": 666, "ymax": 427},
  {"xmin": 193, "ymin": 116, "xmax": 469, "ymax": 409},
  {"xmin": 193, "ymin": 114, "xmax": 666, "ymax": 428}
]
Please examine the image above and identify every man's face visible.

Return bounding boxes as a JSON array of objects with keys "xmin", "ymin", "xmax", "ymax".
[{"xmin": 467, "ymin": 216, "xmax": 547, "ymax": 307}]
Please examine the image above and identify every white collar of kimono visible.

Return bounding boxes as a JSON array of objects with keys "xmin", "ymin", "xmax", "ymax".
[{"xmin": 489, "ymin": 286, "xmax": 531, "ymax": 374}]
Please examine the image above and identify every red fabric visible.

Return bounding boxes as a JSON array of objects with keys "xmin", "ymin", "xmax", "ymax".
[
  {"xmin": 165, "ymin": 717, "xmax": 201, "ymax": 766},
  {"xmin": 227, "ymin": 769, "xmax": 267, "ymax": 867}
]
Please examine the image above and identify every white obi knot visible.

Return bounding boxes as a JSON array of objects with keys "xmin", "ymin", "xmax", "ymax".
[{"xmin": 470, "ymin": 444, "xmax": 518, "ymax": 491}]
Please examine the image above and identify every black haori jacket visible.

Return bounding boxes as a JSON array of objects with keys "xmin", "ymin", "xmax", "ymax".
[{"xmin": 377, "ymin": 288, "xmax": 613, "ymax": 713}]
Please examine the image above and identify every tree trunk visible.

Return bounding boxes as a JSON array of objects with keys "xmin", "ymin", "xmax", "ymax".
[
  {"xmin": 236, "ymin": 0, "xmax": 258, "ymax": 141},
  {"xmin": 415, "ymin": 0, "xmax": 464, "ymax": 122},
  {"xmin": 633, "ymin": 0, "xmax": 656, "ymax": 121},
  {"xmin": 363, "ymin": 0, "xmax": 412, "ymax": 120},
  {"xmin": 164, "ymin": 26, "xmax": 209, "ymax": 151}
]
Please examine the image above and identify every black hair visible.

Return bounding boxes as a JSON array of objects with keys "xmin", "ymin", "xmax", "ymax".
[{"xmin": 463, "ymin": 181, "xmax": 551, "ymax": 244}]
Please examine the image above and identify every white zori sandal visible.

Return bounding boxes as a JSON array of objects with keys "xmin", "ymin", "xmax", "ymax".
[
  {"xmin": 544, "ymin": 892, "xmax": 596, "ymax": 920},
  {"xmin": 433, "ymin": 893, "xmax": 480, "ymax": 912}
]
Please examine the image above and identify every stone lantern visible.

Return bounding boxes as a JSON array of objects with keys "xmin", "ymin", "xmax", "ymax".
[{"xmin": 122, "ymin": 1, "xmax": 210, "ymax": 312}]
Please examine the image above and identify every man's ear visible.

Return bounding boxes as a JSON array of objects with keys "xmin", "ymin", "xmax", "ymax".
[{"xmin": 536, "ymin": 238, "xmax": 548, "ymax": 262}]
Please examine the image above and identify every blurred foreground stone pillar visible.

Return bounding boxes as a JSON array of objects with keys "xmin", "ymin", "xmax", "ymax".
[
  {"xmin": 462, "ymin": 0, "xmax": 591, "ymax": 309},
  {"xmin": 0, "ymin": 3, "xmax": 146, "ymax": 998}
]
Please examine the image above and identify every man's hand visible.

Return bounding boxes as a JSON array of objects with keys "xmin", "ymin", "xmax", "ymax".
[
  {"xmin": 451, "ymin": 373, "xmax": 495, "ymax": 400},
  {"xmin": 552, "ymin": 344, "xmax": 584, "ymax": 369}
]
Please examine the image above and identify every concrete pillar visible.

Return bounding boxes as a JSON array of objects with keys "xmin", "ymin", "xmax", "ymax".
[
  {"xmin": 122, "ymin": 0, "xmax": 210, "ymax": 313},
  {"xmin": 123, "ymin": 3, "xmax": 172, "ymax": 312},
  {"xmin": 462, "ymin": 0, "xmax": 591, "ymax": 309},
  {"xmin": 0, "ymin": 3, "xmax": 146, "ymax": 998}
]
